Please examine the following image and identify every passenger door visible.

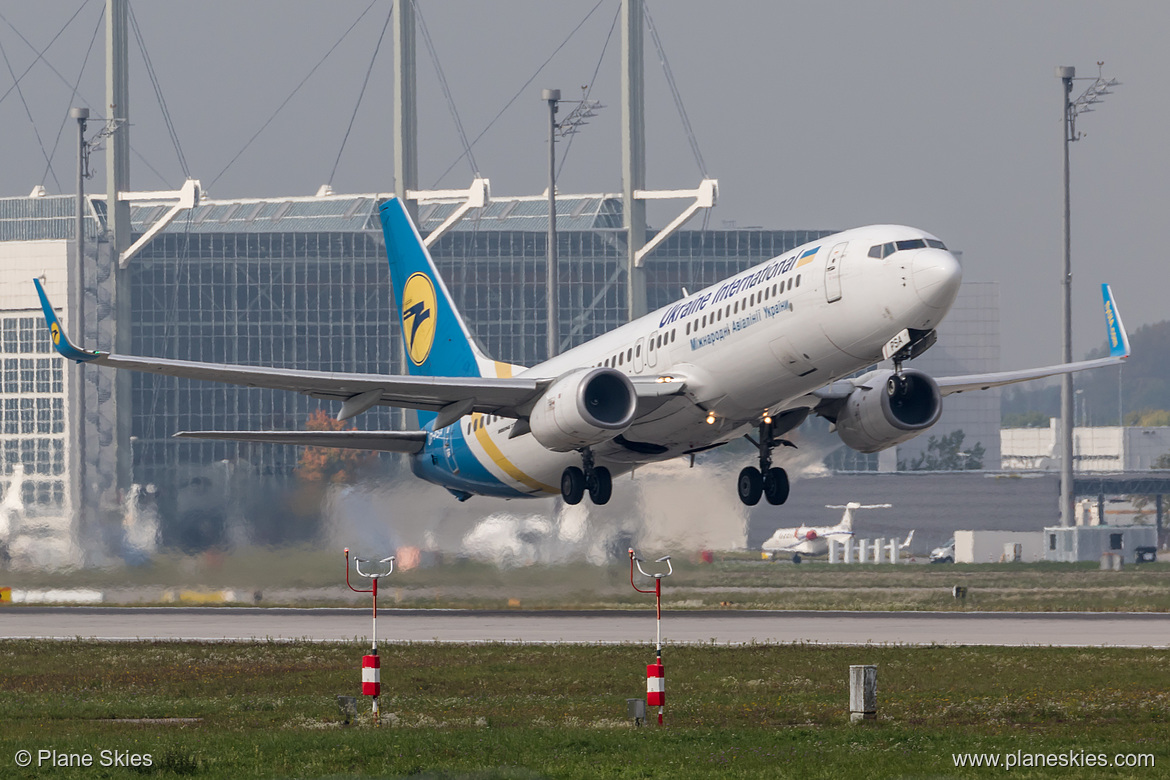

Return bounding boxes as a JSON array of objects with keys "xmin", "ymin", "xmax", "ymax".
[
  {"xmin": 824, "ymin": 242, "xmax": 847, "ymax": 303},
  {"xmin": 645, "ymin": 332, "xmax": 659, "ymax": 368}
]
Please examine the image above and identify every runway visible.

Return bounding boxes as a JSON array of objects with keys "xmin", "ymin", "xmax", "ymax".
[{"xmin": 3, "ymin": 607, "xmax": 1168, "ymax": 647}]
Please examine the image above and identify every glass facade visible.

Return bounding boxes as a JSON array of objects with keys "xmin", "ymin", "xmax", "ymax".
[
  {"xmin": 0, "ymin": 315, "xmax": 65, "ymax": 506},
  {"xmin": 128, "ymin": 230, "xmax": 396, "ymax": 491}
]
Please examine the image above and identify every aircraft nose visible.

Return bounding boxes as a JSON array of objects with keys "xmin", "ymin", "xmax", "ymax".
[{"xmin": 911, "ymin": 249, "xmax": 962, "ymax": 310}]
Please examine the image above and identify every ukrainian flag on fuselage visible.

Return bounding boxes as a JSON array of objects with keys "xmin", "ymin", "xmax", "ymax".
[{"xmin": 378, "ymin": 197, "xmax": 484, "ymax": 381}]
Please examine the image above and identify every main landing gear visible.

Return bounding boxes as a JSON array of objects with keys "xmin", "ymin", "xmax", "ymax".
[
  {"xmin": 561, "ymin": 448, "xmax": 613, "ymax": 506},
  {"xmin": 737, "ymin": 419, "xmax": 792, "ymax": 506}
]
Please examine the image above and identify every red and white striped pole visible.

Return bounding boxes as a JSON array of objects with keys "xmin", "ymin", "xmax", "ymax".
[
  {"xmin": 346, "ymin": 548, "xmax": 395, "ymax": 726},
  {"xmin": 646, "ymin": 660, "xmax": 665, "ymax": 725},
  {"xmin": 630, "ymin": 548, "xmax": 672, "ymax": 726}
]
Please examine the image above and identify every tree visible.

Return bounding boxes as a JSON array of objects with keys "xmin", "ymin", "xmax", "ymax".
[
  {"xmin": 1002, "ymin": 411, "xmax": 1051, "ymax": 428},
  {"xmin": 295, "ymin": 409, "xmax": 377, "ymax": 484},
  {"xmin": 1124, "ymin": 409, "xmax": 1170, "ymax": 427},
  {"xmin": 900, "ymin": 429, "xmax": 985, "ymax": 471}
]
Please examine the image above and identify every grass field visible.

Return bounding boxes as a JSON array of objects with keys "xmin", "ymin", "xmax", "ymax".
[
  {"xmin": 5, "ymin": 547, "xmax": 1170, "ymax": 612},
  {"xmin": 1, "ymin": 640, "xmax": 1166, "ymax": 778}
]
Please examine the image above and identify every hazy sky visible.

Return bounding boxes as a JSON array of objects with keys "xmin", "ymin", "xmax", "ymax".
[{"xmin": 1, "ymin": 1, "xmax": 1165, "ymax": 370}]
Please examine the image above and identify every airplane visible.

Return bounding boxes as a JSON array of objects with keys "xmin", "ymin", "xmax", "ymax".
[
  {"xmin": 761, "ymin": 502, "xmax": 904, "ymax": 563},
  {"xmin": 33, "ymin": 197, "xmax": 1132, "ymax": 508}
]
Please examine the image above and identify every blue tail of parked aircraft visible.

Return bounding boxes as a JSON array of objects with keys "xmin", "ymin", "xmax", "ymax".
[{"xmin": 378, "ymin": 197, "xmax": 490, "ymax": 381}]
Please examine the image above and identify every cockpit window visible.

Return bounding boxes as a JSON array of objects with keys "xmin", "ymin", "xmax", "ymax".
[{"xmin": 870, "ymin": 237, "xmax": 947, "ymax": 258}]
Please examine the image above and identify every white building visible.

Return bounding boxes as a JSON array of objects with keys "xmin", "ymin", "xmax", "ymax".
[
  {"xmin": 0, "ymin": 232, "xmax": 79, "ymax": 568},
  {"xmin": 1001, "ymin": 419, "xmax": 1170, "ymax": 471}
]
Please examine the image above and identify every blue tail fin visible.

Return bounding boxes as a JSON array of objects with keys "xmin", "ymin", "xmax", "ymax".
[{"xmin": 379, "ymin": 197, "xmax": 490, "ymax": 380}]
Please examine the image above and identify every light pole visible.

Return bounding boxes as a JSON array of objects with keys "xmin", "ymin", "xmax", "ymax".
[
  {"xmin": 540, "ymin": 88, "xmax": 604, "ymax": 360},
  {"xmin": 542, "ymin": 89, "xmax": 560, "ymax": 361},
  {"xmin": 70, "ymin": 107, "xmax": 89, "ymax": 542},
  {"xmin": 1057, "ymin": 62, "xmax": 1119, "ymax": 527}
]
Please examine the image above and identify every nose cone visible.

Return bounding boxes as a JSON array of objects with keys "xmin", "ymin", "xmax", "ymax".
[{"xmin": 911, "ymin": 249, "xmax": 962, "ymax": 310}]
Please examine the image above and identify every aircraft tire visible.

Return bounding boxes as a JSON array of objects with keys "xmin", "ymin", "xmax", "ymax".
[
  {"xmin": 792, "ymin": 554, "xmax": 802, "ymax": 564},
  {"xmin": 561, "ymin": 467, "xmax": 586, "ymax": 505},
  {"xmin": 763, "ymin": 467, "xmax": 790, "ymax": 505},
  {"xmin": 737, "ymin": 466, "xmax": 763, "ymax": 506},
  {"xmin": 588, "ymin": 466, "xmax": 613, "ymax": 505}
]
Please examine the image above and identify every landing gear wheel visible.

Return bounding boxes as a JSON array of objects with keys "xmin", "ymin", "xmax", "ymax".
[
  {"xmin": 737, "ymin": 466, "xmax": 763, "ymax": 506},
  {"xmin": 763, "ymin": 467, "xmax": 790, "ymax": 505},
  {"xmin": 561, "ymin": 466, "xmax": 585, "ymax": 505},
  {"xmin": 587, "ymin": 466, "xmax": 613, "ymax": 505},
  {"xmin": 792, "ymin": 553, "xmax": 802, "ymax": 564}
]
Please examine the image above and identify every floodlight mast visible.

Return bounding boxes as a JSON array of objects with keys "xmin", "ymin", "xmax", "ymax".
[
  {"xmin": 541, "ymin": 87, "xmax": 605, "ymax": 359},
  {"xmin": 543, "ymin": 89, "xmax": 560, "ymax": 360},
  {"xmin": 1057, "ymin": 62, "xmax": 1120, "ymax": 528}
]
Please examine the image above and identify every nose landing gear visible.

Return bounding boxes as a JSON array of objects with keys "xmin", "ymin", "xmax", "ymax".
[
  {"xmin": 561, "ymin": 448, "xmax": 613, "ymax": 506},
  {"xmin": 737, "ymin": 420, "xmax": 792, "ymax": 507}
]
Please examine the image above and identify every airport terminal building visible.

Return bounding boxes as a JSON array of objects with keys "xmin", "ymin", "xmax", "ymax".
[{"xmin": 0, "ymin": 191, "xmax": 1000, "ymax": 564}]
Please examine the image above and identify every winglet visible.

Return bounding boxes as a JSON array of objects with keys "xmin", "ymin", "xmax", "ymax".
[
  {"xmin": 1101, "ymin": 283, "xmax": 1130, "ymax": 359},
  {"xmin": 32, "ymin": 278, "xmax": 100, "ymax": 363}
]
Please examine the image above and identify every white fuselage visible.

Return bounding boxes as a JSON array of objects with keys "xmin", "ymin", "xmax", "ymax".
[
  {"xmin": 428, "ymin": 225, "xmax": 961, "ymax": 498},
  {"xmin": 761, "ymin": 524, "xmax": 853, "ymax": 558}
]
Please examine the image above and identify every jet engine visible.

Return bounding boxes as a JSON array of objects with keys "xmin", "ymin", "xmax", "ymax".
[
  {"xmin": 804, "ymin": 530, "xmax": 817, "ymax": 541},
  {"xmin": 528, "ymin": 367, "xmax": 637, "ymax": 452},
  {"xmin": 834, "ymin": 368, "xmax": 942, "ymax": 453}
]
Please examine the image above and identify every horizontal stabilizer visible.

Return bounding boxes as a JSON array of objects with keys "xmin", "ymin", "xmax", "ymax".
[{"xmin": 173, "ymin": 430, "xmax": 428, "ymax": 454}]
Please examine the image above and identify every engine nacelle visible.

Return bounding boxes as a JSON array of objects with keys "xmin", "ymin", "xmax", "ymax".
[
  {"xmin": 529, "ymin": 367, "xmax": 637, "ymax": 452},
  {"xmin": 834, "ymin": 368, "xmax": 942, "ymax": 454},
  {"xmin": 805, "ymin": 530, "xmax": 818, "ymax": 542}
]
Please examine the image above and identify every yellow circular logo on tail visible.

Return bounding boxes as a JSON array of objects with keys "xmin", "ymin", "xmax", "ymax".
[
  {"xmin": 401, "ymin": 273, "xmax": 437, "ymax": 366},
  {"xmin": 50, "ymin": 322, "xmax": 61, "ymax": 346}
]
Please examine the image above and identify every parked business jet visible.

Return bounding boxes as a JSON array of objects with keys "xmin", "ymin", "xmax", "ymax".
[
  {"xmin": 762, "ymin": 502, "xmax": 900, "ymax": 563},
  {"xmin": 34, "ymin": 197, "xmax": 1131, "ymax": 508}
]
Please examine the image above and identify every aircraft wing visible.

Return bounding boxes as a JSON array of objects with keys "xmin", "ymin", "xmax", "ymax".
[
  {"xmin": 935, "ymin": 355, "xmax": 1124, "ymax": 396},
  {"xmin": 34, "ymin": 279, "xmax": 685, "ymax": 424},
  {"xmin": 35, "ymin": 278, "xmax": 547, "ymax": 418},
  {"xmin": 172, "ymin": 430, "xmax": 428, "ymax": 453},
  {"xmin": 934, "ymin": 283, "xmax": 1130, "ymax": 397}
]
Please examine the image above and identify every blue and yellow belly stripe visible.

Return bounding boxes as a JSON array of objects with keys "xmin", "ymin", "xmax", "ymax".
[{"xmin": 471, "ymin": 413, "xmax": 557, "ymax": 494}]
